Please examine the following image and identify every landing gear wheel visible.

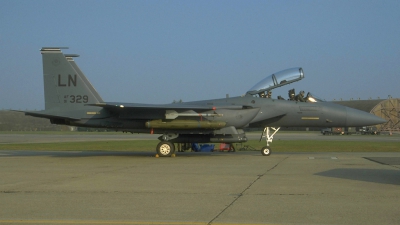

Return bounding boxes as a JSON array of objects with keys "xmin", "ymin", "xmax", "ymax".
[
  {"xmin": 156, "ymin": 141, "xmax": 175, "ymax": 157},
  {"xmin": 261, "ymin": 146, "xmax": 271, "ymax": 156}
]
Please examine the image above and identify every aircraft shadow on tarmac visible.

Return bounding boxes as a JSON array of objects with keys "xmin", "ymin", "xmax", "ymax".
[{"xmin": 315, "ymin": 168, "xmax": 400, "ymax": 185}]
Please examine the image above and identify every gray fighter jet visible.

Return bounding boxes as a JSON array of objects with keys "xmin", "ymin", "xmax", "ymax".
[{"xmin": 23, "ymin": 47, "xmax": 386, "ymax": 156}]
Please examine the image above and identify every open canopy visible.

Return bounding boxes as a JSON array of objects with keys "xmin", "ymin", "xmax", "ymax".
[{"xmin": 247, "ymin": 67, "xmax": 304, "ymax": 95}]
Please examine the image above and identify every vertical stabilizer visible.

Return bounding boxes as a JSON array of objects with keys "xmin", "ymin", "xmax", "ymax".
[{"xmin": 41, "ymin": 47, "xmax": 103, "ymax": 111}]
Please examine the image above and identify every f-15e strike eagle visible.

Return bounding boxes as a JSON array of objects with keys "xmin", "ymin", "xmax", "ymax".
[{"xmin": 23, "ymin": 47, "xmax": 386, "ymax": 156}]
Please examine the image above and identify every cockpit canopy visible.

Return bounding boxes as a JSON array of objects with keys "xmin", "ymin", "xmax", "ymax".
[{"xmin": 246, "ymin": 67, "xmax": 304, "ymax": 95}]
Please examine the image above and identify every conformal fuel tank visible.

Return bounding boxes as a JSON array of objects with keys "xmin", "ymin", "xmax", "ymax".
[{"xmin": 145, "ymin": 119, "xmax": 226, "ymax": 129}]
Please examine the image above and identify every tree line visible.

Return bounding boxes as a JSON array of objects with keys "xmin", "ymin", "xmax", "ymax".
[{"xmin": 0, "ymin": 110, "xmax": 69, "ymax": 131}]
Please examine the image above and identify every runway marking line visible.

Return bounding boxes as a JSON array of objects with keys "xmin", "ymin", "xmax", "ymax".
[
  {"xmin": 308, "ymin": 156, "xmax": 338, "ymax": 160},
  {"xmin": 0, "ymin": 220, "xmax": 280, "ymax": 225}
]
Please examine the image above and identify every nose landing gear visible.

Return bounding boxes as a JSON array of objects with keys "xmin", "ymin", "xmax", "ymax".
[{"xmin": 260, "ymin": 127, "xmax": 280, "ymax": 156}]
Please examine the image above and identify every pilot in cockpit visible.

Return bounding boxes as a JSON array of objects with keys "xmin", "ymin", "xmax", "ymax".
[
  {"xmin": 258, "ymin": 91, "xmax": 272, "ymax": 98},
  {"xmin": 288, "ymin": 89, "xmax": 296, "ymax": 101},
  {"xmin": 266, "ymin": 91, "xmax": 272, "ymax": 98},
  {"xmin": 295, "ymin": 90, "xmax": 306, "ymax": 102}
]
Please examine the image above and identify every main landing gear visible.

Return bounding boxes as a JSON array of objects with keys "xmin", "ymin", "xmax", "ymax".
[
  {"xmin": 155, "ymin": 134, "xmax": 177, "ymax": 157},
  {"xmin": 156, "ymin": 141, "xmax": 175, "ymax": 157},
  {"xmin": 155, "ymin": 128, "xmax": 282, "ymax": 157},
  {"xmin": 260, "ymin": 127, "xmax": 280, "ymax": 156}
]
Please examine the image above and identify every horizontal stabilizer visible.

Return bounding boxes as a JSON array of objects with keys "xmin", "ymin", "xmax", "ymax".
[
  {"xmin": 22, "ymin": 110, "xmax": 80, "ymax": 120},
  {"xmin": 41, "ymin": 47, "xmax": 69, "ymax": 50}
]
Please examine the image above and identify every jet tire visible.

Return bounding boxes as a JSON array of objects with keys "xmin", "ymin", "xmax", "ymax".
[
  {"xmin": 261, "ymin": 146, "xmax": 271, "ymax": 156},
  {"xmin": 156, "ymin": 141, "xmax": 175, "ymax": 157}
]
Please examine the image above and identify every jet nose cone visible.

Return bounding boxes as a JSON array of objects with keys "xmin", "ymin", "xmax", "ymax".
[{"xmin": 346, "ymin": 107, "xmax": 386, "ymax": 126}]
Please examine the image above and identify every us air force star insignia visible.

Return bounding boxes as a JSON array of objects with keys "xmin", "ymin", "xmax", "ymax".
[{"xmin": 52, "ymin": 58, "xmax": 60, "ymax": 66}]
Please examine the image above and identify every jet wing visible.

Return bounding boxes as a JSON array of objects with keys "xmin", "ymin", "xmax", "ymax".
[
  {"xmin": 87, "ymin": 102, "xmax": 245, "ymax": 119},
  {"xmin": 87, "ymin": 102, "xmax": 245, "ymax": 110}
]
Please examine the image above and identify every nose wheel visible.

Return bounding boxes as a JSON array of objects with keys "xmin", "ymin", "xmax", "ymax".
[
  {"xmin": 260, "ymin": 127, "xmax": 280, "ymax": 156},
  {"xmin": 261, "ymin": 146, "xmax": 271, "ymax": 156}
]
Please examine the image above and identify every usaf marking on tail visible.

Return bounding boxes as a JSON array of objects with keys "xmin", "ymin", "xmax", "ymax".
[{"xmin": 21, "ymin": 47, "xmax": 386, "ymax": 157}]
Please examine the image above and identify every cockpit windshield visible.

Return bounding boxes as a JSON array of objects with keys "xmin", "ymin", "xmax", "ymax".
[
  {"xmin": 305, "ymin": 93, "xmax": 325, "ymax": 102},
  {"xmin": 246, "ymin": 67, "xmax": 304, "ymax": 95}
]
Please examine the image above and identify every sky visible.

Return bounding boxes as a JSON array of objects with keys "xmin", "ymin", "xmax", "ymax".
[{"xmin": 1, "ymin": 0, "xmax": 399, "ymax": 110}]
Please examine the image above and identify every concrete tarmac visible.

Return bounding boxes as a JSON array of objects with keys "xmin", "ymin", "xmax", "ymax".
[{"xmin": 0, "ymin": 150, "xmax": 399, "ymax": 225}]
